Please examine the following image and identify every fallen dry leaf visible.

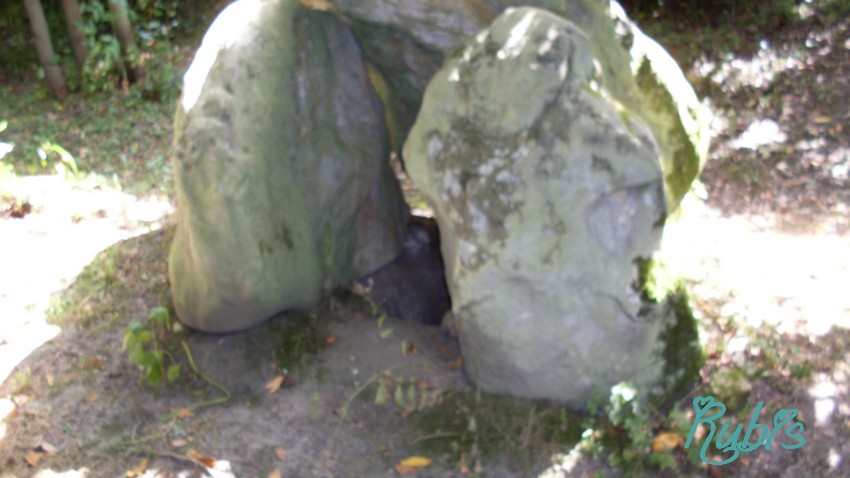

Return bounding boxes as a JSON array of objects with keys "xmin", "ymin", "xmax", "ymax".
[
  {"xmin": 459, "ymin": 452, "xmax": 470, "ymax": 474},
  {"xmin": 25, "ymin": 451, "xmax": 41, "ymax": 467},
  {"xmin": 84, "ymin": 357, "xmax": 105, "ymax": 370},
  {"xmin": 266, "ymin": 375, "xmax": 284, "ymax": 394},
  {"xmin": 652, "ymin": 431, "xmax": 684, "ymax": 452},
  {"xmin": 267, "ymin": 470, "xmax": 282, "ymax": 478},
  {"xmin": 399, "ymin": 456, "xmax": 432, "ymax": 468},
  {"xmin": 299, "ymin": 0, "xmax": 335, "ymax": 10},
  {"xmin": 325, "ymin": 335, "xmax": 336, "ymax": 345},
  {"xmin": 187, "ymin": 449, "xmax": 216, "ymax": 467},
  {"xmin": 125, "ymin": 458, "xmax": 148, "ymax": 477},
  {"xmin": 275, "ymin": 447, "xmax": 287, "ymax": 460},
  {"xmin": 449, "ymin": 357, "xmax": 463, "ymax": 371},
  {"xmin": 171, "ymin": 438, "xmax": 188, "ymax": 447},
  {"xmin": 404, "ymin": 341, "xmax": 416, "ymax": 356},
  {"xmin": 172, "ymin": 407, "xmax": 194, "ymax": 418}
]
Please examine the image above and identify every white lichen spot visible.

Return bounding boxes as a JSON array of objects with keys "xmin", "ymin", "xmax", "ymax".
[
  {"xmin": 477, "ymin": 157, "xmax": 505, "ymax": 176},
  {"xmin": 460, "ymin": 240, "xmax": 479, "ymax": 266},
  {"xmin": 512, "ymin": 145, "xmax": 529, "ymax": 161},
  {"xmin": 495, "ymin": 170, "xmax": 516, "ymax": 183},
  {"xmin": 537, "ymin": 27, "xmax": 559, "ymax": 56},
  {"xmin": 443, "ymin": 169, "xmax": 462, "ymax": 198},
  {"xmin": 448, "ymin": 68, "xmax": 460, "ymax": 83},
  {"xmin": 469, "ymin": 203, "xmax": 489, "ymax": 237},
  {"xmin": 585, "ymin": 59, "xmax": 603, "ymax": 91},
  {"xmin": 427, "ymin": 136, "xmax": 443, "ymax": 159}
]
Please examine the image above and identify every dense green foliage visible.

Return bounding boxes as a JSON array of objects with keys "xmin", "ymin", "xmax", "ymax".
[
  {"xmin": 0, "ymin": 0, "xmax": 229, "ymax": 193},
  {"xmin": 0, "ymin": 1, "xmax": 224, "ymax": 90}
]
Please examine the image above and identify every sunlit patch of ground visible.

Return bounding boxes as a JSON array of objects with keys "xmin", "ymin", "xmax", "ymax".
[
  {"xmin": 661, "ymin": 194, "xmax": 850, "ymax": 475},
  {"xmin": 664, "ymin": 195, "xmax": 850, "ymax": 337},
  {"xmin": 697, "ymin": 5, "xmax": 850, "ymax": 223},
  {"xmin": 0, "ymin": 174, "xmax": 173, "ymax": 385}
]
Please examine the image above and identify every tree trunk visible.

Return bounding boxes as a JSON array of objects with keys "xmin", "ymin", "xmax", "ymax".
[
  {"xmin": 108, "ymin": 0, "xmax": 144, "ymax": 82},
  {"xmin": 60, "ymin": 0, "xmax": 89, "ymax": 71},
  {"xmin": 23, "ymin": 0, "xmax": 69, "ymax": 99}
]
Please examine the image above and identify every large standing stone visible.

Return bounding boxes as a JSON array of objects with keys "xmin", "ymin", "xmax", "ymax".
[
  {"xmin": 404, "ymin": 7, "xmax": 682, "ymax": 406},
  {"xmin": 169, "ymin": 0, "xmax": 408, "ymax": 332},
  {"xmin": 307, "ymin": 0, "xmax": 708, "ymax": 208}
]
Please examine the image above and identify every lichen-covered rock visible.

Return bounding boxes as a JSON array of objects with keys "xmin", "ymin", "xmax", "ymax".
[
  {"xmin": 315, "ymin": 0, "xmax": 496, "ymax": 147},
  {"xmin": 557, "ymin": 0, "xmax": 710, "ymax": 207},
  {"xmin": 307, "ymin": 0, "xmax": 708, "ymax": 208},
  {"xmin": 169, "ymin": 0, "xmax": 408, "ymax": 332},
  {"xmin": 404, "ymin": 7, "xmax": 687, "ymax": 406}
]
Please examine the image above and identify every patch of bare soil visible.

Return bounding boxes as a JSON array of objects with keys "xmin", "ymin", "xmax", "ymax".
[
  {"xmin": 0, "ymin": 178, "xmax": 576, "ymax": 478},
  {"xmin": 696, "ymin": 6, "xmax": 850, "ymax": 234},
  {"xmin": 639, "ymin": 1, "xmax": 850, "ymax": 476},
  {"xmin": 0, "ymin": 228, "xmax": 473, "ymax": 477},
  {"xmin": 0, "ymin": 212, "xmax": 473, "ymax": 477}
]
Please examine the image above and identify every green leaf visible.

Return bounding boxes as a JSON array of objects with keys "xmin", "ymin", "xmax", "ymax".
[
  {"xmin": 467, "ymin": 416, "xmax": 478, "ymax": 433},
  {"xmin": 374, "ymin": 381, "xmax": 389, "ymax": 405},
  {"xmin": 167, "ymin": 364, "xmax": 180, "ymax": 383},
  {"xmin": 147, "ymin": 363, "xmax": 163, "ymax": 386},
  {"xmin": 128, "ymin": 345, "xmax": 146, "ymax": 365},
  {"xmin": 122, "ymin": 331, "xmax": 133, "ymax": 352},
  {"xmin": 139, "ymin": 351, "xmax": 158, "ymax": 367},
  {"xmin": 393, "ymin": 383, "xmax": 404, "ymax": 407},
  {"xmin": 380, "ymin": 328, "xmax": 393, "ymax": 339},
  {"xmin": 406, "ymin": 383, "xmax": 417, "ymax": 404},
  {"xmin": 148, "ymin": 306, "xmax": 170, "ymax": 324},
  {"xmin": 137, "ymin": 330, "xmax": 152, "ymax": 344}
]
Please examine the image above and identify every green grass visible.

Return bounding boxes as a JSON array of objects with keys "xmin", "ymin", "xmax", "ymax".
[
  {"xmin": 0, "ymin": 52, "xmax": 184, "ymax": 196},
  {"xmin": 0, "ymin": 0, "xmax": 212, "ymax": 197},
  {"xmin": 46, "ymin": 226, "xmax": 174, "ymax": 331}
]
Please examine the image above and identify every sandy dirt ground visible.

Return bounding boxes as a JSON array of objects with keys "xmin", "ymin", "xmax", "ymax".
[{"xmin": 0, "ymin": 172, "xmax": 848, "ymax": 477}]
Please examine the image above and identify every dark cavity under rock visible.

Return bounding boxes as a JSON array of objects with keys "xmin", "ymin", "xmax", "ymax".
[{"xmin": 358, "ymin": 216, "xmax": 451, "ymax": 326}]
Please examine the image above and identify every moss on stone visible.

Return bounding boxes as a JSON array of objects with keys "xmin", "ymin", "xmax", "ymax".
[
  {"xmin": 269, "ymin": 312, "xmax": 326, "ymax": 374},
  {"xmin": 654, "ymin": 285, "xmax": 705, "ymax": 408},
  {"xmin": 635, "ymin": 59, "xmax": 704, "ymax": 208},
  {"xmin": 633, "ymin": 257, "xmax": 704, "ymax": 408}
]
